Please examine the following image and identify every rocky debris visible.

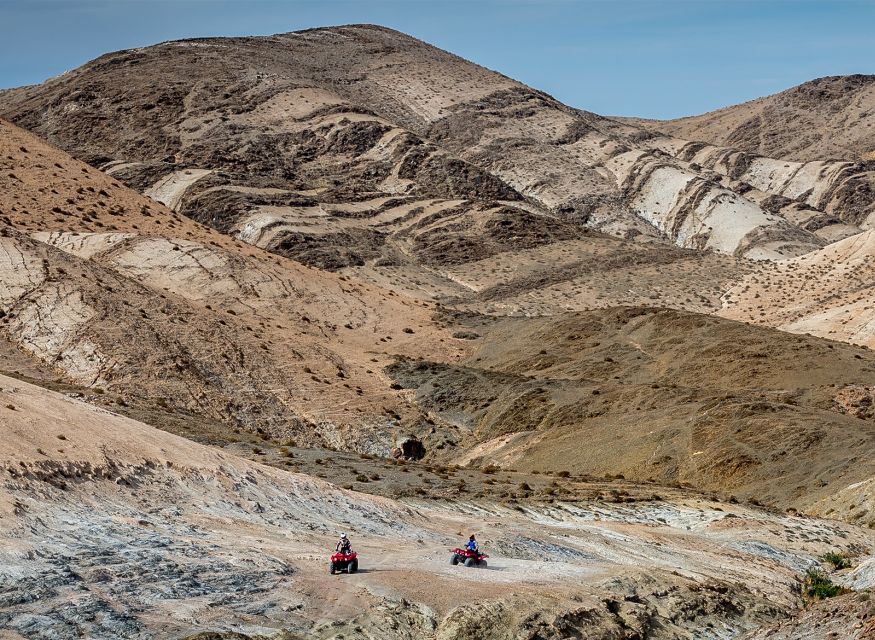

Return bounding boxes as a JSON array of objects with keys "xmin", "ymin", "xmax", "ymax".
[
  {"xmin": 744, "ymin": 590, "xmax": 875, "ymax": 639},
  {"xmin": 834, "ymin": 385, "xmax": 875, "ymax": 420}
]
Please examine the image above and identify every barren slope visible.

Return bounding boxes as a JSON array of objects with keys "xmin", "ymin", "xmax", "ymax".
[
  {"xmin": 389, "ymin": 307, "xmax": 875, "ymax": 525},
  {"xmin": 634, "ymin": 75, "xmax": 875, "ymax": 162},
  {"xmin": 720, "ymin": 229, "xmax": 875, "ymax": 348},
  {"xmin": 2, "ymin": 374, "xmax": 873, "ymax": 639},
  {"xmin": 1, "ymin": 57, "xmax": 874, "ymax": 524},
  {"xmin": 0, "ymin": 118, "xmax": 468, "ymax": 454}
]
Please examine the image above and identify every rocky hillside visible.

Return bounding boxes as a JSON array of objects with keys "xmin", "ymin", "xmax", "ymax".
[
  {"xmin": 7, "ymin": 25, "xmax": 875, "ymax": 261},
  {"xmin": 390, "ymin": 307, "xmax": 875, "ymax": 525},
  {"xmin": 2, "ymin": 23, "xmax": 875, "ymax": 640},
  {"xmin": 0, "ymin": 117, "xmax": 469, "ymax": 455},
  {"xmin": 3, "ymin": 115, "xmax": 875, "ymax": 521},
  {"xmin": 2, "ymin": 373, "xmax": 873, "ymax": 639},
  {"xmin": 720, "ymin": 228, "xmax": 875, "ymax": 348},
  {"xmin": 633, "ymin": 75, "xmax": 875, "ymax": 163}
]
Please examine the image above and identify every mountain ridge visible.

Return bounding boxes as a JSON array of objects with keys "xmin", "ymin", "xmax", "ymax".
[
  {"xmin": 6, "ymin": 24, "xmax": 868, "ymax": 262},
  {"xmin": 632, "ymin": 74, "xmax": 875, "ymax": 163},
  {"xmin": 2, "ymin": 26, "xmax": 875, "ymax": 639}
]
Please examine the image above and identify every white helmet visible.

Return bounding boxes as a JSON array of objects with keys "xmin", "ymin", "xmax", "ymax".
[{"xmin": 340, "ymin": 533, "xmax": 347, "ymax": 539}]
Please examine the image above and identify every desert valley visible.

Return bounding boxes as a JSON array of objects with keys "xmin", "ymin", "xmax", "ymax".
[{"xmin": 0, "ymin": 23, "xmax": 874, "ymax": 640}]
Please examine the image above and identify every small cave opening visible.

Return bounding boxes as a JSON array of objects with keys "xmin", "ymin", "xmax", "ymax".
[{"xmin": 394, "ymin": 436, "xmax": 426, "ymax": 461}]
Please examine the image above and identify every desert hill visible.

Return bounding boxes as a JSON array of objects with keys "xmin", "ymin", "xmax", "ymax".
[
  {"xmin": 4, "ymin": 113, "xmax": 875, "ymax": 523},
  {"xmin": 0, "ymin": 27, "xmax": 873, "ymax": 516},
  {"xmin": 632, "ymin": 75, "xmax": 875, "ymax": 163},
  {"xmin": 390, "ymin": 306, "xmax": 875, "ymax": 525},
  {"xmin": 2, "ymin": 23, "xmax": 875, "ymax": 640},
  {"xmin": 7, "ymin": 24, "xmax": 871, "ymax": 263},
  {"xmin": 0, "ymin": 117, "xmax": 470, "ymax": 455},
  {"xmin": 720, "ymin": 228, "xmax": 875, "ymax": 348}
]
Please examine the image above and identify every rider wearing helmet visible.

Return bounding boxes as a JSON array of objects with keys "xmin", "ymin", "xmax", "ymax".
[
  {"xmin": 336, "ymin": 532, "xmax": 352, "ymax": 555},
  {"xmin": 465, "ymin": 534, "xmax": 478, "ymax": 553}
]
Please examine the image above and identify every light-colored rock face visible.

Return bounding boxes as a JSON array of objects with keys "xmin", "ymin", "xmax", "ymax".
[
  {"xmin": 0, "ymin": 237, "xmax": 108, "ymax": 385},
  {"xmin": 1, "ymin": 374, "xmax": 872, "ymax": 639},
  {"xmin": 0, "ymin": 236, "xmax": 47, "ymax": 307},
  {"xmin": 623, "ymin": 163, "xmax": 802, "ymax": 259},
  {"xmin": 637, "ymin": 134, "xmax": 875, "ymax": 229},
  {"xmin": 143, "ymin": 167, "xmax": 212, "ymax": 209}
]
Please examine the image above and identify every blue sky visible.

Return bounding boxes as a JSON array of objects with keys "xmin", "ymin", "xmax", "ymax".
[{"xmin": 1, "ymin": 0, "xmax": 872, "ymax": 119}]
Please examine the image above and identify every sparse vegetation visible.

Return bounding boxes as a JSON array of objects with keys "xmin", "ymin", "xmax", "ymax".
[
  {"xmin": 823, "ymin": 551, "xmax": 852, "ymax": 570},
  {"xmin": 804, "ymin": 569, "xmax": 847, "ymax": 599}
]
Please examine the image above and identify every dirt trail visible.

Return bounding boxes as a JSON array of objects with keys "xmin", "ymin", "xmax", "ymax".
[{"xmin": 1, "ymin": 374, "xmax": 872, "ymax": 639}]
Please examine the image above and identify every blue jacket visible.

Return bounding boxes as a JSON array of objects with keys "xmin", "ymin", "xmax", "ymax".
[{"xmin": 466, "ymin": 540, "xmax": 478, "ymax": 551}]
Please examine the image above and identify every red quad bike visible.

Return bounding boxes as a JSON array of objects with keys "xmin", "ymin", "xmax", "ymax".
[
  {"xmin": 330, "ymin": 551, "xmax": 359, "ymax": 575},
  {"xmin": 450, "ymin": 548, "xmax": 488, "ymax": 568}
]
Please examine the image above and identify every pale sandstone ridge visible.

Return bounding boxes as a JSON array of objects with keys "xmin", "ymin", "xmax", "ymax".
[
  {"xmin": 1, "ymin": 374, "xmax": 872, "ymax": 639},
  {"xmin": 624, "ymin": 132, "xmax": 875, "ymax": 234},
  {"xmin": 3, "ymin": 25, "xmax": 861, "ymax": 261}
]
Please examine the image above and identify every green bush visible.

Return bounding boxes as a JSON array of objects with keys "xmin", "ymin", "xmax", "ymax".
[
  {"xmin": 804, "ymin": 569, "xmax": 847, "ymax": 599},
  {"xmin": 823, "ymin": 551, "xmax": 852, "ymax": 570}
]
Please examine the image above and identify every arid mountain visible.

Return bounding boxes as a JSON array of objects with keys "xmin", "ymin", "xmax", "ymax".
[
  {"xmin": 2, "ymin": 25, "xmax": 875, "ymax": 640},
  {"xmin": 8, "ymin": 25, "xmax": 874, "ymax": 261},
  {"xmin": 0, "ymin": 23, "xmax": 874, "ymax": 512},
  {"xmin": 632, "ymin": 75, "xmax": 875, "ymax": 163},
  {"xmin": 4, "ymin": 114, "xmax": 875, "ymax": 522}
]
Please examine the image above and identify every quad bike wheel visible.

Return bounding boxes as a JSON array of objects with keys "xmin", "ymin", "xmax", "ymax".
[
  {"xmin": 348, "ymin": 559, "xmax": 358, "ymax": 573},
  {"xmin": 479, "ymin": 559, "xmax": 487, "ymax": 568},
  {"xmin": 451, "ymin": 554, "xmax": 459, "ymax": 565},
  {"xmin": 464, "ymin": 557, "xmax": 476, "ymax": 567},
  {"xmin": 329, "ymin": 562, "xmax": 336, "ymax": 575}
]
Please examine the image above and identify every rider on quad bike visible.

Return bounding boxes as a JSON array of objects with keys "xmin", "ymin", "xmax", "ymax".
[
  {"xmin": 465, "ymin": 535, "xmax": 478, "ymax": 553},
  {"xmin": 330, "ymin": 533, "xmax": 358, "ymax": 575},
  {"xmin": 451, "ymin": 534, "xmax": 488, "ymax": 568},
  {"xmin": 336, "ymin": 532, "xmax": 352, "ymax": 554}
]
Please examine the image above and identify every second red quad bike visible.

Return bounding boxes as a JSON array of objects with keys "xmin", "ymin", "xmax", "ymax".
[{"xmin": 450, "ymin": 547, "xmax": 488, "ymax": 568}]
